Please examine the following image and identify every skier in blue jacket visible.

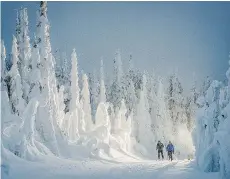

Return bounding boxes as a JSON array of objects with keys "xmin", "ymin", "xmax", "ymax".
[{"xmin": 166, "ymin": 141, "xmax": 174, "ymax": 161}]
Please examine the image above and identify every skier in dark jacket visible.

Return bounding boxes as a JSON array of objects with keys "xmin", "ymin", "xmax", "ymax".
[
  {"xmin": 166, "ymin": 141, "xmax": 174, "ymax": 161},
  {"xmin": 156, "ymin": 140, "xmax": 164, "ymax": 160}
]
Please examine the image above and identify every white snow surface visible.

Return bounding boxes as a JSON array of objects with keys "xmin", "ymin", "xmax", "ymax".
[{"xmin": 2, "ymin": 146, "xmax": 219, "ymax": 179}]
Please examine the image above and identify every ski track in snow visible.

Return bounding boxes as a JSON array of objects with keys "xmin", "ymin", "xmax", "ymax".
[{"xmin": 5, "ymin": 156, "xmax": 219, "ymax": 179}]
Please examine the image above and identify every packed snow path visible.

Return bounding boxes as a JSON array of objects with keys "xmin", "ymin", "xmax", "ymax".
[{"xmin": 4, "ymin": 155, "xmax": 219, "ymax": 179}]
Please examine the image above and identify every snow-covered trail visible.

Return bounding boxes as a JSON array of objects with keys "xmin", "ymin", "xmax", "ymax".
[{"xmin": 4, "ymin": 153, "xmax": 219, "ymax": 179}]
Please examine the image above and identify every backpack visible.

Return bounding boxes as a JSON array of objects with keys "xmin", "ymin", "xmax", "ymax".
[{"xmin": 157, "ymin": 142, "xmax": 164, "ymax": 150}]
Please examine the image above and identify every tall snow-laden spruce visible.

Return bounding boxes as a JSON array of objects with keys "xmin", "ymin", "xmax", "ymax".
[
  {"xmin": 67, "ymin": 48, "xmax": 81, "ymax": 141},
  {"xmin": 227, "ymin": 57, "xmax": 230, "ymax": 99},
  {"xmin": 70, "ymin": 49, "xmax": 80, "ymax": 112},
  {"xmin": 1, "ymin": 40, "xmax": 15, "ymax": 128},
  {"xmin": 28, "ymin": 41, "xmax": 42, "ymax": 100},
  {"xmin": 166, "ymin": 72, "xmax": 187, "ymax": 135},
  {"xmin": 16, "ymin": 8, "xmax": 32, "ymax": 103},
  {"xmin": 113, "ymin": 100, "xmax": 132, "ymax": 151},
  {"xmin": 108, "ymin": 49, "xmax": 124, "ymax": 115},
  {"xmin": 200, "ymin": 76, "xmax": 212, "ymax": 97},
  {"xmin": 1, "ymin": 41, "xmax": 7, "ymax": 91},
  {"xmin": 34, "ymin": 1, "xmax": 60, "ymax": 156},
  {"xmin": 185, "ymin": 74, "xmax": 198, "ymax": 131},
  {"xmin": 214, "ymin": 58, "xmax": 230, "ymax": 179},
  {"xmin": 15, "ymin": 9, "xmax": 22, "ymax": 47},
  {"xmin": 54, "ymin": 49, "xmax": 62, "ymax": 90},
  {"xmin": 114, "ymin": 49, "xmax": 123, "ymax": 83},
  {"xmin": 53, "ymin": 50, "xmax": 71, "ymax": 113},
  {"xmin": 195, "ymin": 78, "xmax": 223, "ymax": 174},
  {"xmin": 89, "ymin": 70, "xmax": 99, "ymax": 122},
  {"xmin": 16, "ymin": 99, "xmax": 40, "ymax": 160},
  {"xmin": 124, "ymin": 54, "xmax": 137, "ymax": 116},
  {"xmin": 57, "ymin": 85, "xmax": 65, "ymax": 129},
  {"xmin": 155, "ymin": 77, "xmax": 172, "ymax": 143},
  {"xmin": 99, "ymin": 58, "xmax": 106, "ymax": 103},
  {"xmin": 145, "ymin": 72, "xmax": 158, "ymax": 135},
  {"xmin": 125, "ymin": 77, "xmax": 136, "ymax": 117},
  {"xmin": 62, "ymin": 52, "xmax": 71, "ymax": 87},
  {"xmin": 135, "ymin": 74, "xmax": 155, "ymax": 157},
  {"xmin": 166, "ymin": 74, "xmax": 175, "ymax": 123},
  {"xmin": 81, "ymin": 73, "xmax": 93, "ymax": 132},
  {"xmin": 8, "ymin": 36, "xmax": 25, "ymax": 116},
  {"xmin": 62, "ymin": 52, "xmax": 71, "ymax": 113},
  {"xmin": 1, "ymin": 40, "xmax": 6, "ymax": 78}
]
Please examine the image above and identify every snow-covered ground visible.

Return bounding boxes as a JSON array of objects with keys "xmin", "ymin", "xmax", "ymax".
[{"xmin": 2, "ymin": 149, "xmax": 219, "ymax": 179}]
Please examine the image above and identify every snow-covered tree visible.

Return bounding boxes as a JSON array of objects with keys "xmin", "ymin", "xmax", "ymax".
[
  {"xmin": 185, "ymin": 75, "xmax": 199, "ymax": 131},
  {"xmin": 1, "ymin": 41, "xmax": 13, "ymax": 126},
  {"xmin": 16, "ymin": 99, "xmax": 40, "ymax": 160},
  {"xmin": 67, "ymin": 48, "xmax": 83, "ymax": 140},
  {"xmin": 108, "ymin": 49, "xmax": 124, "ymax": 114},
  {"xmin": 112, "ymin": 100, "xmax": 132, "ymax": 151},
  {"xmin": 34, "ymin": 1, "xmax": 61, "ymax": 156},
  {"xmin": 16, "ymin": 8, "xmax": 32, "ymax": 103},
  {"xmin": 166, "ymin": 73, "xmax": 187, "ymax": 135},
  {"xmin": 200, "ymin": 76, "xmax": 212, "ymax": 97},
  {"xmin": 8, "ymin": 36, "xmax": 25, "ymax": 116},
  {"xmin": 88, "ymin": 70, "xmax": 99, "ymax": 122},
  {"xmin": 70, "ymin": 49, "xmax": 80, "ymax": 111},
  {"xmin": 227, "ymin": 57, "xmax": 230, "ymax": 99},
  {"xmin": 154, "ymin": 77, "xmax": 173, "ymax": 144},
  {"xmin": 122, "ymin": 55, "xmax": 138, "ymax": 116},
  {"xmin": 173, "ymin": 74, "xmax": 186, "ymax": 123},
  {"xmin": 135, "ymin": 74, "xmax": 155, "ymax": 157},
  {"xmin": 127, "ymin": 54, "xmax": 134, "ymax": 80},
  {"xmin": 94, "ymin": 102, "xmax": 111, "ymax": 143},
  {"xmin": 125, "ymin": 77, "xmax": 136, "ymax": 117},
  {"xmin": 57, "ymin": 85, "xmax": 66, "ymax": 129},
  {"xmin": 195, "ymin": 80, "xmax": 222, "ymax": 173},
  {"xmin": 54, "ymin": 48, "xmax": 62, "ymax": 90},
  {"xmin": 191, "ymin": 74, "xmax": 199, "ymax": 105},
  {"xmin": 1, "ymin": 41, "xmax": 7, "ymax": 91},
  {"xmin": 81, "ymin": 73, "xmax": 93, "ymax": 132},
  {"xmin": 126, "ymin": 55, "xmax": 142, "ymax": 97},
  {"xmin": 145, "ymin": 72, "xmax": 158, "ymax": 134},
  {"xmin": 28, "ymin": 44, "xmax": 42, "ymax": 100},
  {"xmin": 166, "ymin": 74, "xmax": 175, "ymax": 122},
  {"xmin": 114, "ymin": 49, "xmax": 123, "ymax": 84},
  {"xmin": 210, "ymin": 59, "xmax": 230, "ymax": 179},
  {"xmin": 61, "ymin": 52, "xmax": 71, "ymax": 113},
  {"xmin": 54, "ymin": 50, "xmax": 70, "ymax": 94},
  {"xmin": 15, "ymin": 9, "xmax": 21, "ymax": 45},
  {"xmin": 216, "ymin": 58, "xmax": 230, "ymax": 179},
  {"xmin": 99, "ymin": 58, "xmax": 106, "ymax": 103},
  {"xmin": 35, "ymin": 1, "xmax": 51, "ymax": 91}
]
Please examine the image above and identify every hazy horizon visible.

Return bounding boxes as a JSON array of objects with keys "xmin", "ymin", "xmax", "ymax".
[{"xmin": 2, "ymin": 1, "xmax": 230, "ymax": 92}]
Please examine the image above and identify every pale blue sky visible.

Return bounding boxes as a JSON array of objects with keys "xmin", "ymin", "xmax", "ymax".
[{"xmin": 1, "ymin": 2, "xmax": 230, "ymax": 90}]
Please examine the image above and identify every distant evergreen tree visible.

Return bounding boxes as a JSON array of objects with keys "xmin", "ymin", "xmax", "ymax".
[
  {"xmin": 108, "ymin": 49, "xmax": 124, "ymax": 114},
  {"xmin": 88, "ymin": 70, "xmax": 99, "ymax": 122},
  {"xmin": 99, "ymin": 58, "xmax": 106, "ymax": 103}
]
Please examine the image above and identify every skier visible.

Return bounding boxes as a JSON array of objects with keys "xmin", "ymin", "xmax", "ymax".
[
  {"xmin": 166, "ymin": 141, "xmax": 174, "ymax": 161},
  {"xmin": 156, "ymin": 140, "xmax": 164, "ymax": 160}
]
